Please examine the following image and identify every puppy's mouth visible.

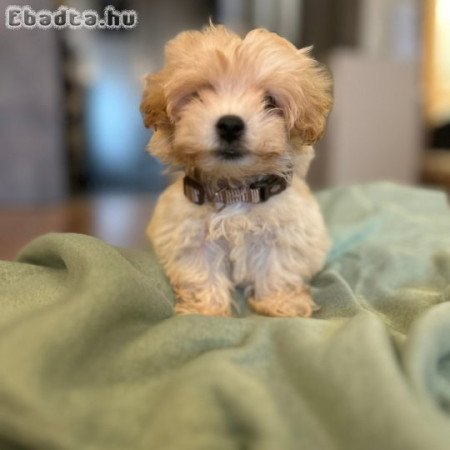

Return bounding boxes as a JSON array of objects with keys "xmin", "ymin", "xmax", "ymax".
[{"xmin": 215, "ymin": 147, "xmax": 247, "ymax": 161}]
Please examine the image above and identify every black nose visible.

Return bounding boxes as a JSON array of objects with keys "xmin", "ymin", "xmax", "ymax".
[{"xmin": 216, "ymin": 115, "xmax": 245, "ymax": 142}]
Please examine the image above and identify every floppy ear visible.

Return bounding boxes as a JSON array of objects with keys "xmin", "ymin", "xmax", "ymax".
[
  {"xmin": 292, "ymin": 48, "xmax": 333, "ymax": 145},
  {"xmin": 140, "ymin": 72, "xmax": 169, "ymax": 129}
]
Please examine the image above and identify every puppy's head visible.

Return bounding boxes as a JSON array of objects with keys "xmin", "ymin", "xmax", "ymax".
[{"xmin": 141, "ymin": 25, "xmax": 332, "ymax": 179}]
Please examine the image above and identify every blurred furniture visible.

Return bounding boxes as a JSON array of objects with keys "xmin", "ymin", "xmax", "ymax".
[
  {"xmin": 310, "ymin": 50, "xmax": 422, "ymax": 187},
  {"xmin": 0, "ymin": 0, "xmax": 67, "ymax": 205},
  {"xmin": 423, "ymin": 149, "xmax": 450, "ymax": 189}
]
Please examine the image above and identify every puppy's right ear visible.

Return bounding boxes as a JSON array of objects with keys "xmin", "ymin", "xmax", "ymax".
[{"xmin": 140, "ymin": 72, "xmax": 169, "ymax": 129}]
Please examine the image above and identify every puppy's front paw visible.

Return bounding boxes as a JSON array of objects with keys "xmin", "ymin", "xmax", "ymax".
[
  {"xmin": 249, "ymin": 288, "xmax": 316, "ymax": 318},
  {"xmin": 174, "ymin": 287, "xmax": 232, "ymax": 317}
]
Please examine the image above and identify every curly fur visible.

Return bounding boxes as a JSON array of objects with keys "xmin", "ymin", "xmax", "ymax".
[{"xmin": 141, "ymin": 25, "xmax": 333, "ymax": 317}]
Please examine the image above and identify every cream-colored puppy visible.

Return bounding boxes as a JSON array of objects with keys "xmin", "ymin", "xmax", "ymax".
[{"xmin": 141, "ymin": 25, "xmax": 333, "ymax": 317}]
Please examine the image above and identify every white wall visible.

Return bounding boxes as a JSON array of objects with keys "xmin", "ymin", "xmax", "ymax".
[{"xmin": 313, "ymin": 50, "xmax": 422, "ymax": 187}]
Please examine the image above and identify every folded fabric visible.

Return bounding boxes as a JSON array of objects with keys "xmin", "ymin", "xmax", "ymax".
[{"xmin": 0, "ymin": 182, "xmax": 449, "ymax": 450}]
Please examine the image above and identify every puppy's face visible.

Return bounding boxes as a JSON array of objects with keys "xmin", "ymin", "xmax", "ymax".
[{"xmin": 141, "ymin": 26, "xmax": 332, "ymax": 179}]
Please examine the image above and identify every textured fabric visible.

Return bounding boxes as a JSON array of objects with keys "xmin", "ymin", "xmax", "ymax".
[{"xmin": 1, "ymin": 182, "xmax": 450, "ymax": 450}]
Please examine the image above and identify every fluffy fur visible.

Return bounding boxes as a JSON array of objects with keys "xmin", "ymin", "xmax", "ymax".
[{"xmin": 141, "ymin": 25, "xmax": 333, "ymax": 317}]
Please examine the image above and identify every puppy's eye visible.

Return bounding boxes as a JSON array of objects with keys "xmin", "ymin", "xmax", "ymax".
[
  {"xmin": 175, "ymin": 91, "xmax": 201, "ymax": 116},
  {"xmin": 186, "ymin": 91, "xmax": 200, "ymax": 103},
  {"xmin": 264, "ymin": 94, "xmax": 278, "ymax": 110}
]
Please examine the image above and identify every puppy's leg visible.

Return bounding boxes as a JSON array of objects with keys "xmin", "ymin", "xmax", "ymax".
[
  {"xmin": 167, "ymin": 242, "xmax": 233, "ymax": 317},
  {"xmin": 246, "ymin": 243, "xmax": 324, "ymax": 318},
  {"xmin": 148, "ymin": 182, "xmax": 233, "ymax": 317}
]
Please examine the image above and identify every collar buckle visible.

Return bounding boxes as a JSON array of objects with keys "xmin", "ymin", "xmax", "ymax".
[{"xmin": 183, "ymin": 176, "xmax": 205, "ymax": 205}]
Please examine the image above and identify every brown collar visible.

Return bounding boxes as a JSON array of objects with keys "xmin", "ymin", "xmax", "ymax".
[{"xmin": 183, "ymin": 172, "xmax": 292, "ymax": 209}]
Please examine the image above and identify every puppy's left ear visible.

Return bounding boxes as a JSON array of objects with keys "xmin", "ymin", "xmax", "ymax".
[
  {"xmin": 292, "ymin": 48, "xmax": 333, "ymax": 145},
  {"xmin": 140, "ymin": 72, "xmax": 169, "ymax": 129}
]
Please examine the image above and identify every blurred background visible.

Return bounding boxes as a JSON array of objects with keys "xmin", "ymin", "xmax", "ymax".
[{"xmin": 1, "ymin": 0, "xmax": 449, "ymax": 259}]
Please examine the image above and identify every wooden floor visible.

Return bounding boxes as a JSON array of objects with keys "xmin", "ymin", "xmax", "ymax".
[{"xmin": 0, "ymin": 193, "xmax": 159, "ymax": 261}]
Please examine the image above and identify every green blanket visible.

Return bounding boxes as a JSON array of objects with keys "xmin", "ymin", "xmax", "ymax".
[{"xmin": 1, "ymin": 182, "xmax": 450, "ymax": 450}]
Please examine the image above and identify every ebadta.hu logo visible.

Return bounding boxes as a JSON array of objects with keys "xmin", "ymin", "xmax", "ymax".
[{"xmin": 5, "ymin": 5, "xmax": 138, "ymax": 29}]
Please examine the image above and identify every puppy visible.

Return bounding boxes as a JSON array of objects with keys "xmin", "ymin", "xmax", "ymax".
[{"xmin": 141, "ymin": 25, "xmax": 332, "ymax": 317}]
